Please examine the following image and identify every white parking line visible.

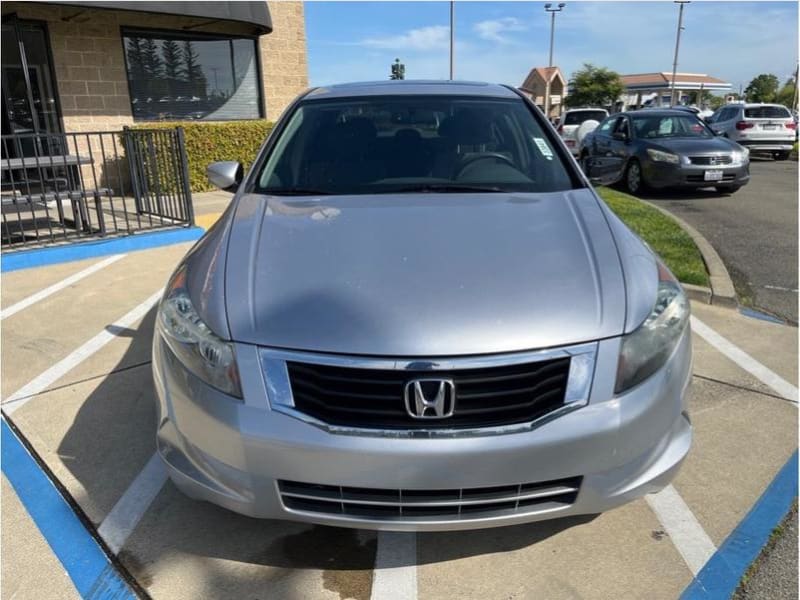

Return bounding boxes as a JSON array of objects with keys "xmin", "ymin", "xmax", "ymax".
[
  {"xmin": 643, "ymin": 315, "xmax": 799, "ymax": 578},
  {"xmin": 2, "ymin": 290, "xmax": 163, "ymax": 415},
  {"xmin": 98, "ymin": 453, "xmax": 168, "ymax": 554},
  {"xmin": 691, "ymin": 316, "xmax": 799, "ymax": 403},
  {"xmin": 0, "ymin": 254, "xmax": 126, "ymax": 320},
  {"xmin": 370, "ymin": 531, "xmax": 417, "ymax": 600},
  {"xmin": 645, "ymin": 485, "xmax": 717, "ymax": 575}
]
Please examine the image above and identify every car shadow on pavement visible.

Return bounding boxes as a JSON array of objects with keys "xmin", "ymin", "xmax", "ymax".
[
  {"xmin": 636, "ymin": 186, "xmax": 734, "ymax": 203},
  {"xmin": 56, "ymin": 307, "xmax": 161, "ymax": 523}
]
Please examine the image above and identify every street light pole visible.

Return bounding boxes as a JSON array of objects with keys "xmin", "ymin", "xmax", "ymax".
[
  {"xmin": 449, "ymin": 0, "xmax": 455, "ymax": 80},
  {"xmin": 670, "ymin": 0, "xmax": 690, "ymax": 107},
  {"xmin": 543, "ymin": 3, "xmax": 565, "ymax": 119}
]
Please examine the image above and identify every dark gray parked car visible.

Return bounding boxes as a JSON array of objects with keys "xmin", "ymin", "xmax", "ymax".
[
  {"xmin": 153, "ymin": 81, "xmax": 692, "ymax": 531},
  {"xmin": 580, "ymin": 110, "xmax": 750, "ymax": 194}
]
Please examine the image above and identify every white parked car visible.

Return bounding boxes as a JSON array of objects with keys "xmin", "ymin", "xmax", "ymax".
[
  {"xmin": 706, "ymin": 103, "xmax": 796, "ymax": 160},
  {"xmin": 557, "ymin": 108, "xmax": 609, "ymax": 155}
]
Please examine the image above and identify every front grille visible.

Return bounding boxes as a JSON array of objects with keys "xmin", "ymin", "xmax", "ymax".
[
  {"xmin": 278, "ymin": 476, "xmax": 581, "ymax": 521},
  {"xmin": 286, "ymin": 357, "xmax": 571, "ymax": 429},
  {"xmin": 688, "ymin": 155, "xmax": 733, "ymax": 165},
  {"xmin": 686, "ymin": 173, "xmax": 737, "ymax": 183}
]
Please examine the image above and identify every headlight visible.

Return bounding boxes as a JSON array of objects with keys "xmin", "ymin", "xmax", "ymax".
[
  {"xmin": 615, "ymin": 263, "xmax": 690, "ymax": 393},
  {"xmin": 646, "ymin": 149, "xmax": 681, "ymax": 164},
  {"xmin": 157, "ymin": 267, "xmax": 242, "ymax": 397},
  {"xmin": 730, "ymin": 148, "xmax": 749, "ymax": 166}
]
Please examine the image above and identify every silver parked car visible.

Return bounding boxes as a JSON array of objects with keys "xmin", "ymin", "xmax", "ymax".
[{"xmin": 153, "ymin": 81, "xmax": 693, "ymax": 531}]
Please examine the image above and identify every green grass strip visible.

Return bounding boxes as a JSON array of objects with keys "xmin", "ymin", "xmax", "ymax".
[{"xmin": 597, "ymin": 187, "xmax": 710, "ymax": 287}]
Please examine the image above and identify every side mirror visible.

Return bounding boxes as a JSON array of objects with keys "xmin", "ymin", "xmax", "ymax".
[
  {"xmin": 207, "ymin": 161, "xmax": 243, "ymax": 192},
  {"xmin": 612, "ymin": 131, "xmax": 628, "ymax": 142}
]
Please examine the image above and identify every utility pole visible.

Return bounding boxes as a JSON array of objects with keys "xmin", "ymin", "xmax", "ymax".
[
  {"xmin": 449, "ymin": 0, "xmax": 455, "ymax": 80},
  {"xmin": 792, "ymin": 62, "xmax": 799, "ymax": 112},
  {"xmin": 670, "ymin": 0, "xmax": 690, "ymax": 107},
  {"xmin": 543, "ymin": 3, "xmax": 565, "ymax": 118}
]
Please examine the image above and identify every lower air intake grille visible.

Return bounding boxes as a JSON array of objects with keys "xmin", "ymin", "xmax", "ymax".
[{"xmin": 278, "ymin": 477, "xmax": 581, "ymax": 521}]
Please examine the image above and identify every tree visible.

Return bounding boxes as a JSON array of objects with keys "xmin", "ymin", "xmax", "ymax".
[
  {"xmin": 744, "ymin": 73, "xmax": 779, "ymax": 103},
  {"xmin": 125, "ymin": 37, "xmax": 147, "ymax": 100},
  {"xmin": 564, "ymin": 64, "xmax": 624, "ymax": 108},
  {"xmin": 141, "ymin": 38, "xmax": 163, "ymax": 79},
  {"xmin": 706, "ymin": 94, "xmax": 725, "ymax": 111},
  {"xmin": 181, "ymin": 41, "xmax": 207, "ymax": 98},
  {"xmin": 777, "ymin": 77, "xmax": 796, "ymax": 108},
  {"xmin": 161, "ymin": 39, "xmax": 182, "ymax": 80}
]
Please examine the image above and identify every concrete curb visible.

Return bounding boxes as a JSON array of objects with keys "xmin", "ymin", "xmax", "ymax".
[{"xmin": 641, "ymin": 199, "xmax": 738, "ymax": 308}]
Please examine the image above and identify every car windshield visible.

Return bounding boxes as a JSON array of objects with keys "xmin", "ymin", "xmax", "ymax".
[
  {"xmin": 255, "ymin": 95, "xmax": 575, "ymax": 195},
  {"xmin": 631, "ymin": 114, "xmax": 712, "ymax": 139},
  {"xmin": 564, "ymin": 110, "xmax": 607, "ymax": 125}
]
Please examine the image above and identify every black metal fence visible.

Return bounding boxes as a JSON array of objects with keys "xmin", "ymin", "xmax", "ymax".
[{"xmin": 1, "ymin": 127, "xmax": 194, "ymax": 250}]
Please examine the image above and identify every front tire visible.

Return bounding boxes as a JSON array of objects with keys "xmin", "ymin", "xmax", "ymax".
[
  {"xmin": 715, "ymin": 185, "xmax": 741, "ymax": 194},
  {"xmin": 579, "ymin": 152, "xmax": 590, "ymax": 175},
  {"xmin": 624, "ymin": 159, "xmax": 646, "ymax": 195}
]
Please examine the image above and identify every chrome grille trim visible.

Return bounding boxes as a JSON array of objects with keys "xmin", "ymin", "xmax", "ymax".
[
  {"xmin": 277, "ymin": 477, "xmax": 582, "ymax": 521},
  {"xmin": 688, "ymin": 154, "xmax": 733, "ymax": 165},
  {"xmin": 258, "ymin": 342, "xmax": 598, "ymax": 438}
]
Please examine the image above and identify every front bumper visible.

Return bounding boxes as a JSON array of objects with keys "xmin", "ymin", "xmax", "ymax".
[
  {"xmin": 152, "ymin": 329, "xmax": 693, "ymax": 531},
  {"xmin": 643, "ymin": 160, "xmax": 750, "ymax": 189}
]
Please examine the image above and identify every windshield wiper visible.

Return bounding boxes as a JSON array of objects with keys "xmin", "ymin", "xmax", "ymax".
[
  {"xmin": 387, "ymin": 183, "xmax": 508, "ymax": 194},
  {"xmin": 263, "ymin": 187, "xmax": 334, "ymax": 196}
]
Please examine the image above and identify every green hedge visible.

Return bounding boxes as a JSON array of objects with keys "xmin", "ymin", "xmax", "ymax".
[{"xmin": 132, "ymin": 120, "xmax": 273, "ymax": 192}]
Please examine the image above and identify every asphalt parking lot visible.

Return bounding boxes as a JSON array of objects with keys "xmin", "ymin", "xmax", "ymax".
[
  {"xmin": 1, "ymin": 236, "xmax": 797, "ymax": 600},
  {"xmin": 647, "ymin": 158, "xmax": 799, "ymax": 324}
]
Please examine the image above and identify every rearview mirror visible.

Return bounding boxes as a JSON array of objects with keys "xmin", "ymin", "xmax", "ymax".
[{"xmin": 207, "ymin": 161, "xmax": 243, "ymax": 192}]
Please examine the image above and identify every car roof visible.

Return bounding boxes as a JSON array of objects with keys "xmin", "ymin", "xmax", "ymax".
[
  {"xmin": 564, "ymin": 107, "xmax": 607, "ymax": 112},
  {"xmin": 303, "ymin": 80, "xmax": 520, "ymax": 100},
  {"xmin": 625, "ymin": 109, "xmax": 698, "ymax": 117}
]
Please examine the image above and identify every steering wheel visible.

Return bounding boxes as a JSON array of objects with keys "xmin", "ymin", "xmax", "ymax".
[{"xmin": 453, "ymin": 152, "xmax": 516, "ymax": 179}]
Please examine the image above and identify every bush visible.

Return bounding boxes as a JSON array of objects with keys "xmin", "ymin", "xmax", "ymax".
[{"xmin": 132, "ymin": 120, "xmax": 273, "ymax": 192}]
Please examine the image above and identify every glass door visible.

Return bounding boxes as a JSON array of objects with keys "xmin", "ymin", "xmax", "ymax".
[{"xmin": 1, "ymin": 16, "xmax": 62, "ymax": 157}]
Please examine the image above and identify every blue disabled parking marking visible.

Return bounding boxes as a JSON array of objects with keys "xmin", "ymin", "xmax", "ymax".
[
  {"xmin": 1, "ymin": 418, "xmax": 137, "ymax": 600},
  {"xmin": 1, "ymin": 226, "xmax": 204, "ymax": 272},
  {"xmin": 681, "ymin": 450, "xmax": 798, "ymax": 600}
]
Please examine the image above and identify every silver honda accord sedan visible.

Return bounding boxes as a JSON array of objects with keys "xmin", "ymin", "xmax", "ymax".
[{"xmin": 152, "ymin": 81, "xmax": 693, "ymax": 531}]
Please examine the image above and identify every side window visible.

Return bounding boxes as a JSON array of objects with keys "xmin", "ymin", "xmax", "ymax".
[
  {"xmin": 720, "ymin": 107, "xmax": 736, "ymax": 122},
  {"xmin": 597, "ymin": 117, "xmax": 618, "ymax": 135},
  {"xmin": 615, "ymin": 117, "xmax": 630, "ymax": 138}
]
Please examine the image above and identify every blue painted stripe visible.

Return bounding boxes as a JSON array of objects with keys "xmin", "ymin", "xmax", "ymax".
[
  {"xmin": 681, "ymin": 451, "xmax": 798, "ymax": 600},
  {"xmin": 739, "ymin": 307, "xmax": 785, "ymax": 325},
  {"xmin": 1, "ymin": 227, "xmax": 204, "ymax": 273},
  {"xmin": 1, "ymin": 418, "xmax": 137, "ymax": 599}
]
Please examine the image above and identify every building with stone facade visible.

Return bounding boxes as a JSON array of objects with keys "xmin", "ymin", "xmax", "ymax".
[{"xmin": 1, "ymin": 1, "xmax": 308, "ymax": 135}]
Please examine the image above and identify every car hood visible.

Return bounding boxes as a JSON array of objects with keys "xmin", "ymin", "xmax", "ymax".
[
  {"xmin": 649, "ymin": 136, "xmax": 740, "ymax": 154},
  {"xmin": 223, "ymin": 188, "xmax": 627, "ymax": 356}
]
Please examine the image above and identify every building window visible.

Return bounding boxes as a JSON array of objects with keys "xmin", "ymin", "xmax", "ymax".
[{"xmin": 122, "ymin": 29, "xmax": 262, "ymax": 122}]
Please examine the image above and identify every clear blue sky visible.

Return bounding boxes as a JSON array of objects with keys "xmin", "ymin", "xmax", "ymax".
[{"xmin": 305, "ymin": 1, "xmax": 798, "ymax": 94}]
